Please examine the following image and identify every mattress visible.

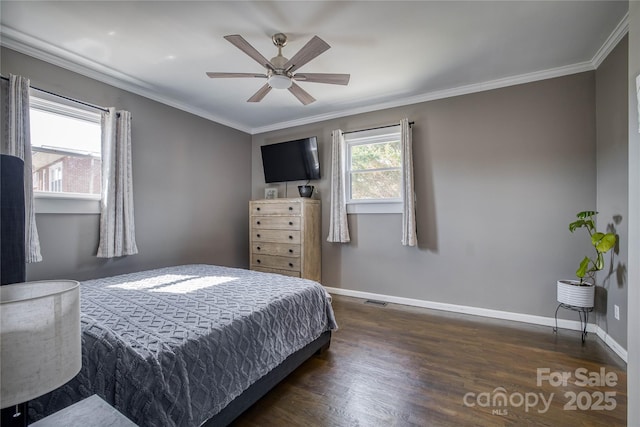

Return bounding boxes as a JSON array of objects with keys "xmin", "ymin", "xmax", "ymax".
[{"xmin": 29, "ymin": 264, "xmax": 337, "ymax": 426}]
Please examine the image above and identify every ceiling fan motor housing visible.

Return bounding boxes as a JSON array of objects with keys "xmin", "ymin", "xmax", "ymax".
[{"xmin": 269, "ymin": 34, "xmax": 292, "ymax": 89}]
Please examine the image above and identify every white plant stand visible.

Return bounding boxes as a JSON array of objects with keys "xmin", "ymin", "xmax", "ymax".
[{"xmin": 554, "ymin": 280, "xmax": 595, "ymax": 343}]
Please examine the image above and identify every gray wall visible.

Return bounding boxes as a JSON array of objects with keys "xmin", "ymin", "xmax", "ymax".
[
  {"xmin": 1, "ymin": 47, "xmax": 252, "ymax": 281},
  {"xmin": 595, "ymin": 35, "xmax": 629, "ymax": 348},
  {"xmin": 252, "ymin": 72, "xmax": 597, "ymax": 321},
  {"xmin": 627, "ymin": 1, "xmax": 640, "ymax": 425}
]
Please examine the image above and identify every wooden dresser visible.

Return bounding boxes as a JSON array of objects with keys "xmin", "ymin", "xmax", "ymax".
[{"xmin": 249, "ymin": 198, "xmax": 321, "ymax": 282}]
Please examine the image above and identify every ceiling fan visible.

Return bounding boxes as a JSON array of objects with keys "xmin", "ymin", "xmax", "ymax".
[{"xmin": 206, "ymin": 33, "xmax": 350, "ymax": 105}]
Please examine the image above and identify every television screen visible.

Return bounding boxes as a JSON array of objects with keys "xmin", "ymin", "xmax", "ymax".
[{"xmin": 261, "ymin": 137, "xmax": 320, "ymax": 183}]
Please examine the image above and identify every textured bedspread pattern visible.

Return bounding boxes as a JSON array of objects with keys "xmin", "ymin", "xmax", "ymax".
[{"xmin": 30, "ymin": 264, "xmax": 337, "ymax": 426}]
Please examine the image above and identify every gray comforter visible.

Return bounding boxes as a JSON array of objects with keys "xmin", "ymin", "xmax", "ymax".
[{"xmin": 29, "ymin": 264, "xmax": 337, "ymax": 426}]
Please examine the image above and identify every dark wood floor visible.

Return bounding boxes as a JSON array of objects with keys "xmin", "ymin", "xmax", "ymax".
[{"xmin": 233, "ymin": 295, "xmax": 627, "ymax": 426}]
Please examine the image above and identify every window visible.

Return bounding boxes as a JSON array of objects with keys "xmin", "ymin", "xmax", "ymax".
[
  {"xmin": 345, "ymin": 126, "xmax": 403, "ymax": 214},
  {"xmin": 29, "ymin": 94, "xmax": 102, "ymax": 214},
  {"xmin": 48, "ymin": 163, "xmax": 63, "ymax": 192}
]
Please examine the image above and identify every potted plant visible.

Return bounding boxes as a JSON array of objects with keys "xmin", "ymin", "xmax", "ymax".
[{"xmin": 557, "ymin": 211, "xmax": 617, "ymax": 308}]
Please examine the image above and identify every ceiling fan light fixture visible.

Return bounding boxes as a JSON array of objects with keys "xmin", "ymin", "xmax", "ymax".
[{"xmin": 268, "ymin": 74, "xmax": 292, "ymax": 90}]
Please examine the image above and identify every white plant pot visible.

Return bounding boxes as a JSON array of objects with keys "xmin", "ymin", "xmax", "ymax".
[{"xmin": 557, "ymin": 280, "xmax": 595, "ymax": 308}]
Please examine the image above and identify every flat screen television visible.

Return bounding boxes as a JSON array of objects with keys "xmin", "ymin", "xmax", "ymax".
[{"xmin": 261, "ymin": 137, "xmax": 320, "ymax": 183}]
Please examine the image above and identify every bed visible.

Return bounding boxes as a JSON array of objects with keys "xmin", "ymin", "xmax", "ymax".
[{"xmin": 28, "ymin": 264, "xmax": 337, "ymax": 426}]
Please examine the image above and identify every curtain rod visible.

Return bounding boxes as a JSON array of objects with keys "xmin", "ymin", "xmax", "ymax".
[
  {"xmin": 342, "ymin": 121, "xmax": 414, "ymax": 135},
  {"xmin": 1, "ymin": 74, "xmax": 109, "ymax": 113}
]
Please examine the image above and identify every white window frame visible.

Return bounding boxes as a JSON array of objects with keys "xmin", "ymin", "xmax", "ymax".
[
  {"xmin": 48, "ymin": 162, "xmax": 63, "ymax": 192},
  {"xmin": 345, "ymin": 126, "xmax": 403, "ymax": 214},
  {"xmin": 30, "ymin": 92, "xmax": 102, "ymax": 214}
]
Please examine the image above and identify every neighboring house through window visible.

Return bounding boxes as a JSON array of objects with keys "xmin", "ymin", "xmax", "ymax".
[
  {"xmin": 29, "ymin": 94, "xmax": 102, "ymax": 213},
  {"xmin": 345, "ymin": 125, "xmax": 403, "ymax": 214}
]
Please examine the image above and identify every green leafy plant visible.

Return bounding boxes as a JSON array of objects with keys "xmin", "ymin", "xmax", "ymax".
[{"xmin": 568, "ymin": 211, "xmax": 617, "ymax": 284}]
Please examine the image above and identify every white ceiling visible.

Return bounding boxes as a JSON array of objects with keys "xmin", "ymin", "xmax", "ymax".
[{"xmin": 0, "ymin": 1, "xmax": 629, "ymax": 134}]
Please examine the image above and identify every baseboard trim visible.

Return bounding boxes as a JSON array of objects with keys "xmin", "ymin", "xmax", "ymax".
[
  {"xmin": 595, "ymin": 328, "xmax": 628, "ymax": 362},
  {"xmin": 325, "ymin": 286, "xmax": 628, "ymax": 363}
]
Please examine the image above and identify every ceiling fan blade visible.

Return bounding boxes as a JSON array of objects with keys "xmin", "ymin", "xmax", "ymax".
[
  {"xmin": 247, "ymin": 83, "xmax": 272, "ymax": 103},
  {"xmin": 293, "ymin": 73, "xmax": 350, "ymax": 85},
  {"xmin": 283, "ymin": 36, "xmax": 330, "ymax": 73},
  {"xmin": 206, "ymin": 72, "xmax": 267, "ymax": 78},
  {"xmin": 288, "ymin": 82, "xmax": 316, "ymax": 105},
  {"xmin": 224, "ymin": 35, "xmax": 274, "ymax": 70}
]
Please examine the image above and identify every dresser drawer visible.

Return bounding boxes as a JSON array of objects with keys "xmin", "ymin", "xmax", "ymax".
[
  {"xmin": 252, "ymin": 254, "xmax": 300, "ymax": 272},
  {"xmin": 252, "ymin": 216, "xmax": 301, "ymax": 230},
  {"xmin": 252, "ymin": 229, "xmax": 301, "ymax": 244},
  {"xmin": 251, "ymin": 202, "xmax": 301, "ymax": 216},
  {"xmin": 251, "ymin": 266, "xmax": 301, "ymax": 278},
  {"xmin": 252, "ymin": 242, "xmax": 300, "ymax": 257}
]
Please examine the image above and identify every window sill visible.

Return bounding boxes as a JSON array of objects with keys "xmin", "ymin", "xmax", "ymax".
[
  {"xmin": 34, "ymin": 193, "xmax": 101, "ymax": 214},
  {"xmin": 346, "ymin": 201, "xmax": 402, "ymax": 214}
]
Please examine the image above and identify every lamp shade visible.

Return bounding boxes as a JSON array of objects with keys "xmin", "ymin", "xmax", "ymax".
[{"xmin": 1, "ymin": 280, "xmax": 81, "ymax": 409}]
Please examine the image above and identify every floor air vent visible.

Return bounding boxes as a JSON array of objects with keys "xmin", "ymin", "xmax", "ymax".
[{"xmin": 364, "ymin": 299, "xmax": 388, "ymax": 307}]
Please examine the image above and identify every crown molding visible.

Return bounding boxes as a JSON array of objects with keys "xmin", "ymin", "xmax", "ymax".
[
  {"xmin": 591, "ymin": 12, "xmax": 629, "ymax": 69},
  {"xmin": 1, "ymin": 27, "xmax": 151, "ymax": 88},
  {"xmin": 251, "ymin": 61, "xmax": 594, "ymax": 134},
  {"xmin": 0, "ymin": 26, "xmax": 252, "ymax": 134}
]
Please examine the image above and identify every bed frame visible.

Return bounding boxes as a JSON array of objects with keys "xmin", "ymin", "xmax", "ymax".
[
  {"xmin": 26, "ymin": 264, "xmax": 335, "ymax": 426},
  {"xmin": 203, "ymin": 331, "xmax": 331, "ymax": 426}
]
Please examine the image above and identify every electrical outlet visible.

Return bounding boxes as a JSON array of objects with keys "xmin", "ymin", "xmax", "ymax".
[{"xmin": 614, "ymin": 305, "xmax": 620, "ymax": 320}]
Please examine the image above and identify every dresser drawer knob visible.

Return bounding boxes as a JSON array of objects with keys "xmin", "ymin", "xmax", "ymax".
[
  {"xmin": 257, "ymin": 246, "xmax": 261, "ymax": 251},
  {"xmin": 288, "ymin": 235, "xmax": 293, "ymax": 240},
  {"xmin": 288, "ymin": 249, "xmax": 293, "ymax": 253},
  {"xmin": 288, "ymin": 206, "xmax": 293, "ymax": 211},
  {"xmin": 289, "ymin": 221, "xmax": 293, "ymax": 226},
  {"xmin": 289, "ymin": 263, "xmax": 293, "ymax": 267},
  {"xmin": 257, "ymin": 221, "xmax": 261, "ymax": 225},
  {"xmin": 256, "ymin": 259, "xmax": 261, "ymax": 264},
  {"xmin": 257, "ymin": 207, "xmax": 261, "ymax": 211},
  {"xmin": 257, "ymin": 234, "xmax": 261, "ymax": 238}
]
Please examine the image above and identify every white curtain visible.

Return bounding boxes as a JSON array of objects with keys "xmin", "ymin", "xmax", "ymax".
[
  {"xmin": 4, "ymin": 75, "xmax": 42, "ymax": 262},
  {"xmin": 327, "ymin": 129, "xmax": 350, "ymax": 243},
  {"xmin": 636, "ymin": 74, "xmax": 639, "ymax": 133},
  {"xmin": 97, "ymin": 108, "xmax": 138, "ymax": 258},
  {"xmin": 401, "ymin": 118, "xmax": 417, "ymax": 247}
]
